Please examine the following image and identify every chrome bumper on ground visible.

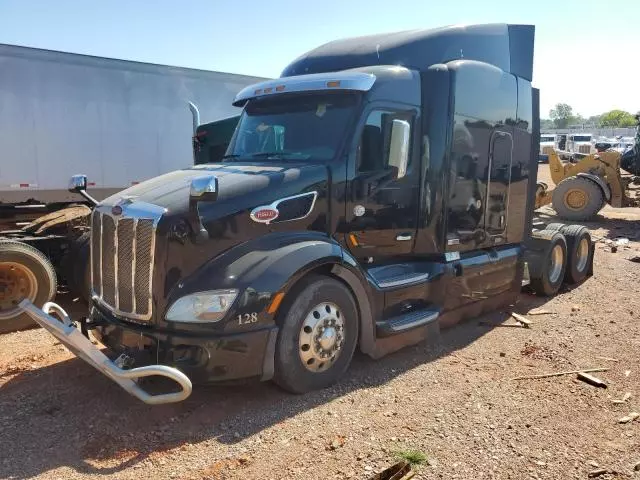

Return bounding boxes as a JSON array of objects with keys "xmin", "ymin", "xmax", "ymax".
[{"xmin": 19, "ymin": 300, "xmax": 192, "ymax": 405}]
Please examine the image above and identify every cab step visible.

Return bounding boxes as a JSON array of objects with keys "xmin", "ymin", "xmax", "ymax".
[{"xmin": 376, "ymin": 307, "xmax": 440, "ymax": 337}]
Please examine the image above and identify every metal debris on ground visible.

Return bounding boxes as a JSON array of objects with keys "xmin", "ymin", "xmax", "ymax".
[
  {"xmin": 576, "ymin": 372, "xmax": 607, "ymax": 388},
  {"xmin": 511, "ymin": 313, "xmax": 532, "ymax": 328},
  {"xmin": 511, "ymin": 367, "xmax": 608, "ymax": 381},
  {"xmin": 618, "ymin": 412, "xmax": 639, "ymax": 424},
  {"xmin": 367, "ymin": 460, "xmax": 413, "ymax": 480}
]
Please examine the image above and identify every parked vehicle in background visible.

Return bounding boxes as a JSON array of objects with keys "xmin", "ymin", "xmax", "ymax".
[
  {"xmin": 539, "ymin": 133, "xmax": 556, "ymax": 162},
  {"xmin": 566, "ymin": 133, "xmax": 595, "ymax": 155},
  {"xmin": 22, "ymin": 23, "xmax": 596, "ymax": 406},
  {"xmin": 0, "ymin": 43, "xmax": 266, "ymax": 229}
]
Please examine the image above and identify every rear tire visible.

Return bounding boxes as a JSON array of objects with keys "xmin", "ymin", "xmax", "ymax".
[
  {"xmin": 541, "ymin": 224, "xmax": 592, "ymax": 284},
  {"xmin": 0, "ymin": 240, "xmax": 57, "ymax": 333},
  {"xmin": 552, "ymin": 176, "xmax": 604, "ymax": 221},
  {"xmin": 273, "ymin": 275, "xmax": 358, "ymax": 394},
  {"xmin": 525, "ymin": 230, "xmax": 568, "ymax": 296}
]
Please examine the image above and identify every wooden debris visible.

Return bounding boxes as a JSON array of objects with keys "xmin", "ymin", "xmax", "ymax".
[
  {"xmin": 618, "ymin": 412, "xmax": 639, "ymax": 424},
  {"xmin": 577, "ymin": 372, "xmax": 607, "ymax": 388},
  {"xmin": 595, "ymin": 356, "xmax": 619, "ymax": 362},
  {"xmin": 587, "ymin": 468, "xmax": 608, "ymax": 478},
  {"xmin": 511, "ymin": 313, "xmax": 532, "ymax": 328},
  {"xmin": 527, "ymin": 309, "xmax": 554, "ymax": 315},
  {"xmin": 478, "ymin": 321, "xmax": 522, "ymax": 328},
  {"xmin": 511, "ymin": 368, "xmax": 608, "ymax": 381}
]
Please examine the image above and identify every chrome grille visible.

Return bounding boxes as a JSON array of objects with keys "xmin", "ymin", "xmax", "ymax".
[
  {"xmin": 91, "ymin": 202, "xmax": 164, "ymax": 321},
  {"xmin": 578, "ymin": 145, "xmax": 591, "ymax": 154}
]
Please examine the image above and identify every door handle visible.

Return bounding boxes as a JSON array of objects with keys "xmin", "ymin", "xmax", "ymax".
[{"xmin": 396, "ymin": 234, "xmax": 412, "ymax": 241}]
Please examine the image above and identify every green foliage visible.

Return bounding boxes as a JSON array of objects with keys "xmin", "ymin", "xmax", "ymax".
[
  {"xmin": 549, "ymin": 103, "xmax": 574, "ymax": 128},
  {"xmin": 395, "ymin": 448, "xmax": 429, "ymax": 466},
  {"xmin": 600, "ymin": 110, "xmax": 637, "ymax": 127}
]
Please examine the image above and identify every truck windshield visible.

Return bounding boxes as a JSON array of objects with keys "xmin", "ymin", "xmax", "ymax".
[
  {"xmin": 540, "ymin": 136, "xmax": 555, "ymax": 142},
  {"xmin": 572, "ymin": 135, "xmax": 592, "ymax": 142},
  {"xmin": 225, "ymin": 93, "xmax": 358, "ymax": 161}
]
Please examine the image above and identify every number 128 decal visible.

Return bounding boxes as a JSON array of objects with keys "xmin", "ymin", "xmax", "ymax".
[{"xmin": 237, "ymin": 313, "xmax": 258, "ymax": 325}]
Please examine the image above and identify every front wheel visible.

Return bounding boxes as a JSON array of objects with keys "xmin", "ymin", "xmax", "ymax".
[{"xmin": 273, "ymin": 275, "xmax": 358, "ymax": 394}]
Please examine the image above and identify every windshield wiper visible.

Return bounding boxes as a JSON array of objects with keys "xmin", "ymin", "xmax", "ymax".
[{"xmin": 250, "ymin": 152, "xmax": 304, "ymax": 160}]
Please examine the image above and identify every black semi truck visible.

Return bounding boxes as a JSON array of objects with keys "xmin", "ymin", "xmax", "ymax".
[{"xmin": 22, "ymin": 23, "xmax": 594, "ymax": 404}]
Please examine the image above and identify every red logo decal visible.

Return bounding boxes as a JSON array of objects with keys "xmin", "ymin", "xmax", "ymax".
[{"xmin": 250, "ymin": 207, "xmax": 279, "ymax": 223}]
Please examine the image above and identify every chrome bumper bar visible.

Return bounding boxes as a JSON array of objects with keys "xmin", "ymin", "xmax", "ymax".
[{"xmin": 19, "ymin": 300, "xmax": 192, "ymax": 405}]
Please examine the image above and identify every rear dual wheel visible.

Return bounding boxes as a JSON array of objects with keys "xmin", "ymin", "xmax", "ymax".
[
  {"xmin": 545, "ymin": 223, "xmax": 593, "ymax": 284},
  {"xmin": 274, "ymin": 275, "xmax": 358, "ymax": 394},
  {"xmin": 526, "ymin": 230, "xmax": 568, "ymax": 296}
]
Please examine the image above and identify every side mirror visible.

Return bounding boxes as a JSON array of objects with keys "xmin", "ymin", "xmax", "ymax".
[
  {"xmin": 68, "ymin": 174, "xmax": 98, "ymax": 206},
  {"xmin": 388, "ymin": 119, "xmax": 410, "ymax": 179},
  {"xmin": 189, "ymin": 175, "xmax": 218, "ymax": 202},
  {"xmin": 68, "ymin": 174, "xmax": 88, "ymax": 193}
]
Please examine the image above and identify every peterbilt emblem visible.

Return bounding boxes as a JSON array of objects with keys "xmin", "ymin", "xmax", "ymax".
[
  {"xmin": 250, "ymin": 206, "xmax": 279, "ymax": 224},
  {"xmin": 111, "ymin": 195, "xmax": 136, "ymax": 215},
  {"xmin": 353, "ymin": 205, "xmax": 365, "ymax": 217}
]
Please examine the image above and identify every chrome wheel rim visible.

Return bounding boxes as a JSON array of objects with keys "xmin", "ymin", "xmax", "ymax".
[
  {"xmin": 298, "ymin": 302, "xmax": 344, "ymax": 372},
  {"xmin": 549, "ymin": 245, "xmax": 564, "ymax": 284},
  {"xmin": 0, "ymin": 262, "xmax": 38, "ymax": 319},
  {"xmin": 575, "ymin": 238, "xmax": 589, "ymax": 272}
]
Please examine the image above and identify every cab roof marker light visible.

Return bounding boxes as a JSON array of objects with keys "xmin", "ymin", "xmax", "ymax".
[{"xmin": 233, "ymin": 72, "xmax": 376, "ymax": 107}]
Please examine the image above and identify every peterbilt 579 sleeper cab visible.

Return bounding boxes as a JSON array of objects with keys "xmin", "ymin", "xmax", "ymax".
[{"xmin": 22, "ymin": 23, "xmax": 594, "ymax": 404}]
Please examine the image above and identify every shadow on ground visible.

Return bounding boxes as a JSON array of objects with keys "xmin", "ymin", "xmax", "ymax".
[{"xmin": 0, "ymin": 293, "xmax": 553, "ymax": 478}]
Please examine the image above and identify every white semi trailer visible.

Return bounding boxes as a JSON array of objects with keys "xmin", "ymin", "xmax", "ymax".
[{"xmin": 0, "ymin": 42, "xmax": 266, "ymax": 214}]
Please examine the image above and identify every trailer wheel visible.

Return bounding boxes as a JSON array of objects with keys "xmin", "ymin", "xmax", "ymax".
[
  {"xmin": 551, "ymin": 176, "xmax": 604, "ymax": 221},
  {"xmin": 525, "ymin": 230, "xmax": 568, "ymax": 296},
  {"xmin": 0, "ymin": 240, "xmax": 57, "ymax": 333},
  {"xmin": 273, "ymin": 275, "xmax": 358, "ymax": 394},
  {"xmin": 540, "ymin": 224, "xmax": 593, "ymax": 284}
]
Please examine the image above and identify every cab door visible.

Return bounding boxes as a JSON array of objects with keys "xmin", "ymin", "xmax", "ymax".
[{"xmin": 343, "ymin": 105, "xmax": 419, "ymax": 263}]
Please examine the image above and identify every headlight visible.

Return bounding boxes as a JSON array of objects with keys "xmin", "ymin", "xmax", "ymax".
[{"xmin": 166, "ymin": 289, "xmax": 238, "ymax": 323}]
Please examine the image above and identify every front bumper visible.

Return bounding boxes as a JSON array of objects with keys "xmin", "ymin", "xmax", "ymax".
[
  {"xmin": 19, "ymin": 300, "xmax": 192, "ymax": 405},
  {"xmin": 90, "ymin": 305, "xmax": 278, "ymax": 385}
]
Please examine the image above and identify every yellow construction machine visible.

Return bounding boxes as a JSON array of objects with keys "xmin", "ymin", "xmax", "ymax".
[{"xmin": 535, "ymin": 149, "xmax": 640, "ymax": 221}]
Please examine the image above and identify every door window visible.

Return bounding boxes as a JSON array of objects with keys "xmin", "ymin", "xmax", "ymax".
[{"xmin": 357, "ymin": 110, "xmax": 413, "ymax": 173}]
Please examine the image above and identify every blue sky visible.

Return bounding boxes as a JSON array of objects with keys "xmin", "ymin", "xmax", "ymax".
[{"xmin": 1, "ymin": 0, "xmax": 638, "ymax": 117}]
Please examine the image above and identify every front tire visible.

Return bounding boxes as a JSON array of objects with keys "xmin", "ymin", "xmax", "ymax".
[
  {"xmin": 552, "ymin": 176, "xmax": 604, "ymax": 221},
  {"xmin": 274, "ymin": 275, "xmax": 358, "ymax": 394}
]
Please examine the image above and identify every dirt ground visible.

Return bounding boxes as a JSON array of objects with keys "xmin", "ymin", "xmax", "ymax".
[{"xmin": 1, "ymin": 165, "xmax": 639, "ymax": 480}]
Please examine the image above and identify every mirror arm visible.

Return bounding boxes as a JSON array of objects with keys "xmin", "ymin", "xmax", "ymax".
[{"xmin": 77, "ymin": 189, "xmax": 99, "ymax": 207}]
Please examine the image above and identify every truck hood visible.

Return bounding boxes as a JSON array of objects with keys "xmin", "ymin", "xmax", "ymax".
[{"xmin": 101, "ymin": 162, "xmax": 328, "ymax": 215}]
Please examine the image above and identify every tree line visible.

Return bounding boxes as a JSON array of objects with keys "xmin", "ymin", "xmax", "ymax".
[{"xmin": 542, "ymin": 103, "xmax": 639, "ymax": 129}]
